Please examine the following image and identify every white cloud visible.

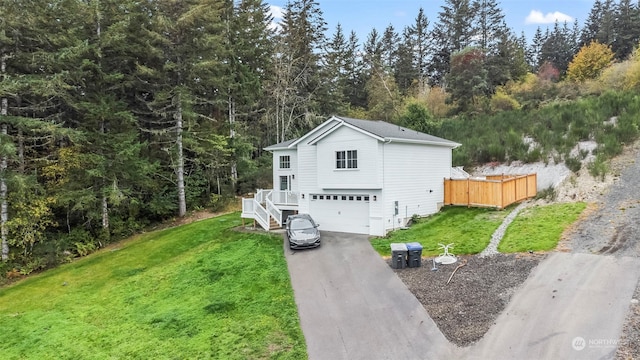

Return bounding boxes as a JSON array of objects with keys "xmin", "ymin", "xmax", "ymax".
[
  {"xmin": 525, "ymin": 10, "xmax": 574, "ymax": 24},
  {"xmin": 269, "ymin": 5, "xmax": 284, "ymax": 21},
  {"xmin": 268, "ymin": 5, "xmax": 284, "ymax": 32}
]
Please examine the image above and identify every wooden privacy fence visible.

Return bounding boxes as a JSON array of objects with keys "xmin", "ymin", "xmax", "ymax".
[{"xmin": 444, "ymin": 174, "xmax": 537, "ymax": 209}]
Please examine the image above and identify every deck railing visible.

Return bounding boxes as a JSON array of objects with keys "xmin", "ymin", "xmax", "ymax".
[
  {"xmin": 266, "ymin": 199, "xmax": 283, "ymax": 227},
  {"xmin": 269, "ymin": 190, "xmax": 298, "ymax": 205},
  {"xmin": 241, "ymin": 189, "xmax": 298, "ymax": 231}
]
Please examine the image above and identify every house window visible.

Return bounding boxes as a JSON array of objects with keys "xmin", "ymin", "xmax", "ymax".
[
  {"xmin": 336, "ymin": 150, "xmax": 357, "ymax": 169},
  {"xmin": 279, "ymin": 176, "xmax": 289, "ymax": 191},
  {"xmin": 279, "ymin": 155, "xmax": 290, "ymax": 169}
]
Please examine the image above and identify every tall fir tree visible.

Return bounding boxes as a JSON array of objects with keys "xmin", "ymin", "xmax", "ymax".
[
  {"xmin": 405, "ymin": 8, "xmax": 431, "ymax": 93},
  {"xmin": 580, "ymin": 0, "xmax": 604, "ymax": 47},
  {"xmin": 135, "ymin": 0, "xmax": 227, "ymax": 217},
  {"xmin": 267, "ymin": 0, "xmax": 327, "ymax": 142},
  {"xmin": 612, "ymin": 0, "xmax": 640, "ymax": 59},
  {"xmin": 223, "ymin": 0, "xmax": 273, "ymax": 192},
  {"xmin": 429, "ymin": 0, "xmax": 475, "ymax": 86}
]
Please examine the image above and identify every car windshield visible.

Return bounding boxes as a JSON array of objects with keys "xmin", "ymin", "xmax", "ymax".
[{"xmin": 290, "ymin": 218, "xmax": 314, "ymax": 230}]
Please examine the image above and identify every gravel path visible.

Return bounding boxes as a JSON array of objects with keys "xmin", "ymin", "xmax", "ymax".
[{"xmin": 478, "ymin": 202, "xmax": 529, "ymax": 258}]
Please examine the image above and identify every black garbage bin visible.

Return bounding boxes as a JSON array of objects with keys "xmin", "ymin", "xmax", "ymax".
[
  {"xmin": 405, "ymin": 242, "xmax": 423, "ymax": 268},
  {"xmin": 390, "ymin": 243, "xmax": 408, "ymax": 269}
]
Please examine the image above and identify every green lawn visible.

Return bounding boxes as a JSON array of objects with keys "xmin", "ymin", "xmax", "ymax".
[
  {"xmin": 370, "ymin": 206, "xmax": 512, "ymax": 256},
  {"xmin": 0, "ymin": 213, "xmax": 306, "ymax": 360},
  {"xmin": 499, "ymin": 202, "xmax": 587, "ymax": 253}
]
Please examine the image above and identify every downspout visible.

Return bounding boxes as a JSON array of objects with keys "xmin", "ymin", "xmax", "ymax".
[{"xmin": 382, "ymin": 139, "xmax": 392, "ymax": 235}]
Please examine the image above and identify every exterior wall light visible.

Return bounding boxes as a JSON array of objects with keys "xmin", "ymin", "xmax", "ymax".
[{"xmin": 373, "ymin": 195, "xmax": 377, "ymax": 201}]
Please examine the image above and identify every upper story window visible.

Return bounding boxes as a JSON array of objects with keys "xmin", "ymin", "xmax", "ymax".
[
  {"xmin": 279, "ymin": 155, "xmax": 291, "ymax": 169},
  {"xmin": 336, "ymin": 150, "xmax": 357, "ymax": 169}
]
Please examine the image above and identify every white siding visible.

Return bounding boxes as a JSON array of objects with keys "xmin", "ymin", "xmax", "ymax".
[
  {"xmin": 296, "ymin": 143, "xmax": 317, "ymax": 214},
  {"xmin": 382, "ymin": 142, "xmax": 452, "ymax": 233},
  {"xmin": 271, "ymin": 150, "xmax": 298, "ymax": 191},
  {"xmin": 316, "ymin": 126, "xmax": 382, "ymax": 189}
]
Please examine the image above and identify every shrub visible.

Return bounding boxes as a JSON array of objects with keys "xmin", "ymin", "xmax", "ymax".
[
  {"xmin": 588, "ymin": 155, "xmax": 609, "ymax": 180},
  {"xmin": 598, "ymin": 61, "xmax": 631, "ymax": 91},
  {"xmin": 535, "ymin": 186, "xmax": 557, "ymax": 201},
  {"xmin": 565, "ymin": 156, "xmax": 582, "ymax": 173},
  {"xmin": 623, "ymin": 47, "xmax": 640, "ymax": 91},
  {"xmin": 490, "ymin": 89, "xmax": 521, "ymax": 112},
  {"xmin": 424, "ymin": 86, "xmax": 454, "ymax": 118},
  {"xmin": 538, "ymin": 62, "xmax": 560, "ymax": 82}
]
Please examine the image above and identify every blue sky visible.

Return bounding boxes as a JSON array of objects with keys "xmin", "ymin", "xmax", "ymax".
[{"xmin": 267, "ymin": 0, "xmax": 596, "ymax": 42}]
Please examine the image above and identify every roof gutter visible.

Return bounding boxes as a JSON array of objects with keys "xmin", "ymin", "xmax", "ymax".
[{"xmin": 384, "ymin": 137, "xmax": 461, "ymax": 148}]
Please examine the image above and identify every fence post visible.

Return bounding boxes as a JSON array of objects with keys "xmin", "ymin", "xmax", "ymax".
[{"xmin": 467, "ymin": 177, "xmax": 470, "ymax": 207}]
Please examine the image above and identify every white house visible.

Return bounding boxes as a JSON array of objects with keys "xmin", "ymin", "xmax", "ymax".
[{"xmin": 241, "ymin": 116, "xmax": 461, "ymax": 236}]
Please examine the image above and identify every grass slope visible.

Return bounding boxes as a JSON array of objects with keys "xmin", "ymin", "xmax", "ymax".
[
  {"xmin": 0, "ymin": 213, "xmax": 306, "ymax": 360},
  {"xmin": 370, "ymin": 207, "xmax": 511, "ymax": 256},
  {"xmin": 499, "ymin": 202, "xmax": 587, "ymax": 252}
]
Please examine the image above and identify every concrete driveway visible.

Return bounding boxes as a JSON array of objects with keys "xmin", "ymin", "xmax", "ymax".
[
  {"xmin": 285, "ymin": 233, "xmax": 640, "ymax": 360},
  {"xmin": 284, "ymin": 231, "xmax": 457, "ymax": 360},
  {"xmin": 467, "ymin": 252, "xmax": 640, "ymax": 360}
]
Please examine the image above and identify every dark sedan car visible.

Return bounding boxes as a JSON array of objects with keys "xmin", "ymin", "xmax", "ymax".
[{"xmin": 286, "ymin": 214, "xmax": 321, "ymax": 249}]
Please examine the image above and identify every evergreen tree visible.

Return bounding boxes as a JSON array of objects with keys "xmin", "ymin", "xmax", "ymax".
[
  {"xmin": 0, "ymin": 0, "xmax": 68, "ymax": 261},
  {"xmin": 395, "ymin": 28, "xmax": 417, "ymax": 94},
  {"xmin": 429, "ymin": 0, "xmax": 475, "ymax": 86},
  {"xmin": 223, "ymin": 0, "xmax": 273, "ymax": 191},
  {"xmin": 266, "ymin": 0, "xmax": 327, "ymax": 142},
  {"xmin": 343, "ymin": 31, "xmax": 367, "ymax": 110},
  {"xmin": 135, "ymin": 0, "xmax": 227, "ymax": 217},
  {"xmin": 363, "ymin": 28, "xmax": 383, "ymax": 66},
  {"xmin": 57, "ymin": 0, "xmax": 160, "ymax": 241},
  {"xmin": 485, "ymin": 32, "xmax": 529, "ymax": 90},
  {"xmin": 471, "ymin": 0, "xmax": 507, "ymax": 51},
  {"xmin": 324, "ymin": 24, "xmax": 351, "ymax": 114},
  {"xmin": 539, "ymin": 22, "xmax": 575, "ymax": 75},
  {"xmin": 530, "ymin": 27, "xmax": 546, "ymax": 70},
  {"xmin": 406, "ymin": 8, "xmax": 431, "ymax": 91},
  {"xmin": 580, "ymin": 0, "xmax": 604, "ymax": 47},
  {"xmin": 596, "ymin": 0, "xmax": 616, "ymax": 46},
  {"xmin": 447, "ymin": 47, "xmax": 488, "ymax": 112},
  {"xmin": 380, "ymin": 25, "xmax": 400, "ymax": 71},
  {"xmin": 612, "ymin": 0, "xmax": 640, "ymax": 59}
]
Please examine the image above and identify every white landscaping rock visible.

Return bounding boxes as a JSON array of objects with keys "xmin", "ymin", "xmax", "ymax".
[{"xmin": 479, "ymin": 202, "xmax": 530, "ymax": 258}]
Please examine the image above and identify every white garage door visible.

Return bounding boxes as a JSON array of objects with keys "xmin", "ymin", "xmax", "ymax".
[{"xmin": 309, "ymin": 194, "xmax": 370, "ymax": 234}]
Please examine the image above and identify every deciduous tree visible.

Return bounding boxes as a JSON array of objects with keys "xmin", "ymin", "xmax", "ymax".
[{"xmin": 567, "ymin": 41, "xmax": 615, "ymax": 81}]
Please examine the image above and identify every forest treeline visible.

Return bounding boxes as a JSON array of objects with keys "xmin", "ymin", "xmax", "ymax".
[{"xmin": 0, "ymin": 0, "xmax": 639, "ymax": 277}]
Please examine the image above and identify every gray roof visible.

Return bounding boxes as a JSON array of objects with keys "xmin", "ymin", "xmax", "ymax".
[
  {"xmin": 336, "ymin": 116, "xmax": 459, "ymax": 147},
  {"xmin": 264, "ymin": 138, "xmax": 298, "ymax": 151},
  {"xmin": 264, "ymin": 116, "xmax": 460, "ymax": 151}
]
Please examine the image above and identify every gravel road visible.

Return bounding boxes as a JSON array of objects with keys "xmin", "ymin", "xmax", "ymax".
[{"xmin": 562, "ymin": 141, "xmax": 640, "ymax": 359}]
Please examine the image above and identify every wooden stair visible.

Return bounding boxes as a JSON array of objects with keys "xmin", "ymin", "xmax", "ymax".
[{"xmin": 269, "ymin": 217, "xmax": 281, "ymax": 230}]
